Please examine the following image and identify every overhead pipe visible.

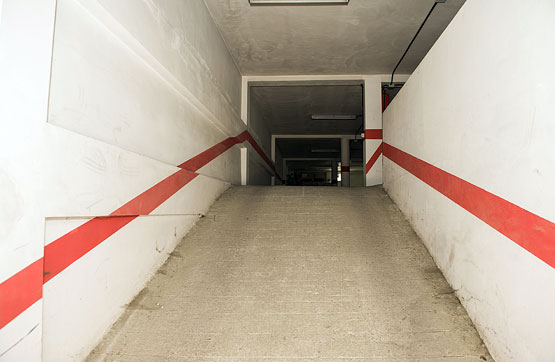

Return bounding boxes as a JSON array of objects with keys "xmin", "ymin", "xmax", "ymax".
[{"xmin": 389, "ymin": 0, "xmax": 446, "ymax": 86}]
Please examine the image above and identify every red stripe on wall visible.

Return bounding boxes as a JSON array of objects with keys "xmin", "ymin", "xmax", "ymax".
[
  {"xmin": 43, "ymin": 169, "xmax": 200, "ymax": 283},
  {"xmin": 44, "ymin": 131, "xmax": 278, "ymax": 282},
  {"xmin": 43, "ymin": 216, "xmax": 138, "ymax": 284},
  {"xmin": 365, "ymin": 142, "xmax": 383, "ymax": 174},
  {"xmin": 364, "ymin": 129, "xmax": 383, "ymax": 140},
  {"xmin": 178, "ymin": 137, "xmax": 238, "ymax": 172},
  {"xmin": 111, "ymin": 169, "xmax": 198, "ymax": 216},
  {"xmin": 241, "ymin": 132, "xmax": 282, "ymax": 182},
  {"xmin": 178, "ymin": 131, "xmax": 282, "ymax": 182},
  {"xmin": 1, "ymin": 131, "xmax": 279, "ymax": 330},
  {"xmin": 0, "ymin": 259, "xmax": 44, "ymax": 329},
  {"xmin": 383, "ymin": 143, "xmax": 555, "ymax": 268}
]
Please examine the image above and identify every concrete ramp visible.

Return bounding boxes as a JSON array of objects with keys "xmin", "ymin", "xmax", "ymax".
[{"xmin": 88, "ymin": 186, "xmax": 491, "ymax": 361}]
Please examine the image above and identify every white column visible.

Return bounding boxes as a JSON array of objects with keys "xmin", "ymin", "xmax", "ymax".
[
  {"xmin": 363, "ymin": 75, "xmax": 383, "ymax": 186},
  {"xmin": 240, "ymin": 77, "xmax": 248, "ymax": 125},
  {"xmin": 341, "ymin": 137, "xmax": 350, "ymax": 187},
  {"xmin": 240, "ymin": 147, "xmax": 248, "ymax": 185}
]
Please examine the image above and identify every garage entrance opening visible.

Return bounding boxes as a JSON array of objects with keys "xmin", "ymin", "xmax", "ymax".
[{"xmin": 247, "ymin": 80, "xmax": 365, "ymax": 186}]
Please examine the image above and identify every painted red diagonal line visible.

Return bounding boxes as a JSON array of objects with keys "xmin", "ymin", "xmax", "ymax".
[
  {"xmin": 43, "ymin": 132, "xmax": 277, "ymax": 286},
  {"xmin": 0, "ymin": 258, "xmax": 43, "ymax": 329},
  {"xmin": 44, "ymin": 169, "xmax": 200, "ymax": 283},
  {"xmin": 365, "ymin": 142, "xmax": 383, "ymax": 174},
  {"xmin": 111, "ymin": 169, "xmax": 198, "ymax": 216},
  {"xmin": 383, "ymin": 142, "xmax": 555, "ymax": 268},
  {"xmin": 241, "ymin": 132, "xmax": 283, "ymax": 182},
  {"xmin": 43, "ymin": 216, "xmax": 138, "ymax": 284},
  {"xmin": 2, "ymin": 130, "xmax": 281, "ymax": 330},
  {"xmin": 242, "ymin": 133, "xmax": 269, "ymax": 165},
  {"xmin": 178, "ymin": 137, "xmax": 239, "ymax": 171},
  {"xmin": 177, "ymin": 131, "xmax": 281, "ymax": 181}
]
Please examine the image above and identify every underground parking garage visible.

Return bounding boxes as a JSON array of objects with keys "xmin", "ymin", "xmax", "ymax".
[{"xmin": 1, "ymin": 0, "xmax": 554, "ymax": 361}]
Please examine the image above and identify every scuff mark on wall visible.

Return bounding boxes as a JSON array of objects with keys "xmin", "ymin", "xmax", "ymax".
[{"xmin": 0, "ymin": 323, "xmax": 39, "ymax": 358}]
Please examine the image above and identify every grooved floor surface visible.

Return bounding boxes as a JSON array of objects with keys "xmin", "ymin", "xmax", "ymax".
[{"xmin": 88, "ymin": 186, "xmax": 491, "ymax": 362}]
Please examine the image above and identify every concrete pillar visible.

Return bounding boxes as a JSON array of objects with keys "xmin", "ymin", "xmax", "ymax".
[
  {"xmin": 240, "ymin": 147, "xmax": 248, "ymax": 186},
  {"xmin": 331, "ymin": 160, "xmax": 338, "ymax": 186},
  {"xmin": 341, "ymin": 137, "xmax": 350, "ymax": 187},
  {"xmin": 363, "ymin": 75, "xmax": 383, "ymax": 187}
]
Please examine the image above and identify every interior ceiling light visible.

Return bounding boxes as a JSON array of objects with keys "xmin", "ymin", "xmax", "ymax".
[
  {"xmin": 249, "ymin": 0, "xmax": 349, "ymax": 5},
  {"xmin": 311, "ymin": 115, "xmax": 357, "ymax": 120}
]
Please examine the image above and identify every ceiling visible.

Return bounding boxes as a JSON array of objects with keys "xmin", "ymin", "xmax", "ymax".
[
  {"xmin": 251, "ymin": 83, "xmax": 363, "ymax": 134},
  {"xmin": 203, "ymin": 0, "xmax": 466, "ymax": 75}
]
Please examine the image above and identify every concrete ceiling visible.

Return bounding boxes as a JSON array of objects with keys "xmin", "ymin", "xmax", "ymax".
[
  {"xmin": 251, "ymin": 83, "xmax": 363, "ymax": 134},
  {"xmin": 203, "ymin": 0, "xmax": 466, "ymax": 75}
]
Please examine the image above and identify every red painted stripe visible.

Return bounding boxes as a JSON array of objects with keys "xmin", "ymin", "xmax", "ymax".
[
  {"xmin": 178, "ymin": 131, "xmax": 282, "ymax": 182},
  {"xmin": 341, "ymin": 166, "xmax": 350, "ymax": 172},
  {"xmin": 43, "ymin": 216, "xmax": 138, "ymax": 284},
  {"xmin": 365, "ymin": 142, "xmax": 383, "ymax": 174},
  {"xmin": 111, "ymin": 169, "xmax": 198, "ymax": 216},
  {"xmin": 242, "ymin": 132, "xmax": 281, "ymax": 180},
  {"xmin": 383, "ymin": 143, "xmax": 555, "ymax": 268},
  {"xmin": 0, "ymin": 259, "xmax": 43, "ymax": 329},
  {"xmin": 43, "ymin": 131, "xmax": 278, "ymax": 284},
  {"xmin": 364, "ymin": 129, "xmax": 383, "ymax": 140},
  {"xmin": 178, "ymin": 137, "xmax": 238, "ymax": 172},
  {"xmin": 1, "ymin": 131, "xmax": 281, "ymax": 329},
  {"xmin": 44, "ymin": 169, "xmax": 199, "ymax": 283}
]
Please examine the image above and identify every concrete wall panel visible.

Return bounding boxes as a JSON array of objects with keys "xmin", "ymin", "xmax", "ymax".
[
  {"xmin": 42, "ymin": 214, "xmax": 199, "ymax": 362},
  {"xmin": 245, "ymin": 83, "xmax": 272, "ymax": 185},
  {"xmin": 248, "ymin": 151, "xmax": 273, "ymax": 186},
  {"xmin": 0, "ymin": 1, "xmax": 56, "ymax": 360},
  {"xmin": 48, "ymin": 0, "xmax": 242, "ymax": 173},
  {"xmin": 383, "ymin": 0, "xmax": 555, "ymax": 360},
  {"xmin": 0, "ymin": 0, "xmax": 249, "ymax": 360},
  {"xmin": 0, "ymin": 300, "xmax": 43, "ymax": 361},
  {"xmin": 97, "ymin": 0, "xmax": 242, "ymax": 126}
]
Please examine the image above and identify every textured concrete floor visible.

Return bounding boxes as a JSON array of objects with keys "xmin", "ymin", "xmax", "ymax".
[{"xmin": 88, "ymin": 186, "xmax": 491, "ymax": 362}]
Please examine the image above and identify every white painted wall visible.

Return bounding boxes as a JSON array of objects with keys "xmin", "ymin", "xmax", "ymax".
[
  {"xmin": 0, "ymin": 0, "xmax": 249, "ymax": 360},
  {"xmin": 363, "ymin": 76, "xmax": 383, "ymax": 187},
  {"xmin": 0, "ymin": 1, "xmax": 56, "ymax": 360},
  {"xmin": 248, "ymin": 88, "xmax": 272, "ymax": 158},
  {"xmin": 247, "ymin": 87, "xmax": 273, "ymax": 185},
  {"xmin": 43, "ymin": 0, "xmax": 247, "ymax": 359},
  {"xmin": 248, "ymin": 156, "xmax": 272, "ymax": 186},
  {"xmin": 383, "ymin": 0, "xmax": 555, "ymax": 361}
]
